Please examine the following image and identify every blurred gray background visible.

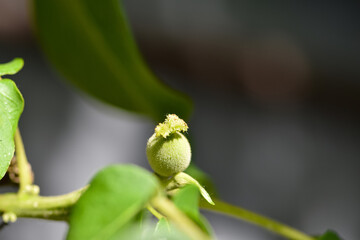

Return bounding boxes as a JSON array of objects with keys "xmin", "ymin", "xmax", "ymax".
[{"xmin": 0, "ymin": 0, "xmax": 359, "ymax": 239}]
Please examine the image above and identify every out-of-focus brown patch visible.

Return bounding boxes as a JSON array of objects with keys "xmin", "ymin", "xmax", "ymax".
[
  {"xmin": 237, "ymin": 34, "xmax": 311, "ymax": 104},
  {"xmin": 0, "ymin": 0, "xmax": 32, "ymax": 43}
]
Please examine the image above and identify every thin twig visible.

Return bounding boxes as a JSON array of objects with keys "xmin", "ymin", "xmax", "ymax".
[
  {"xmin": 200, "ymin": 198, "xmax": 315, "ymax": 240},
  {"xmin": 14, "ymin": 128, "xmax": 33, "ymax": 194},
  {"xmin": 0, "ymin": 186, "xmax": 88, "ymax": 221},
  {"xmin": 147, "ymin": 204, "xmax": 164, "ymax": 220},
  {"xmin": 151, "ymin": 195, "xmax": 210, "ymax": 240}
]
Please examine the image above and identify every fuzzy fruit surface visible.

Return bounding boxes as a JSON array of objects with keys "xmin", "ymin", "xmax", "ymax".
[{"xmin": 146, "ymin": 132, "xmax": 191, "ymax": 177}]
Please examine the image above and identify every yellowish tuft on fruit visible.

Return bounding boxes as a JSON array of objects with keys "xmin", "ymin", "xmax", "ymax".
[{"xmin": 146, "ymin": 114, "xmax": 191, "ymax": 177}]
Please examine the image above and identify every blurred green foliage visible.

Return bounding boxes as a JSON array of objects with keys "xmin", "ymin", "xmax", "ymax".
[{"xmin": 32, "ymin": 0, "xmax": 192, "ymax": 122}]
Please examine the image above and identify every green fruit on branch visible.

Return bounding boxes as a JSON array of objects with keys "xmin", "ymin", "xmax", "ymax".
[{"xmin": 146, "ymin": 114, "xmax": 191, "ymax": 177}]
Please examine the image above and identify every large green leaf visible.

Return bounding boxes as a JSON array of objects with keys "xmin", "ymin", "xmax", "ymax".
[
  {"xmin": 0, "ymin": 58, "xmax": 24, "ymax": 76},
  {"xmin": 173, "ymin": 184, "xmax": 213, "ymax": 236},
  {"xmin": 0, "ymin": 79, "xmax": 24, "ymax": 180},
  {"xmin": 67, "ymin": 164, "xmax": 159, "ymax": 240},
  {"xmin": 32, "ymin": 0, "xmax": 192, "ymax": 122}
]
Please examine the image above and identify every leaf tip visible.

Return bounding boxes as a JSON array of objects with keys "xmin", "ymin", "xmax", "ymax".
[{"xmin": 0, "ymin": 58, "xmax": 24, "ymax": 77}]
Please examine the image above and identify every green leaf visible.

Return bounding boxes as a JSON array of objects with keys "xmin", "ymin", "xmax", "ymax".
[
  {"xmin": 316, "ymin": 230, "xmax": 342, "ymax": 240},
  {"xmin": 185, "ymin": 164, "xmax": 217, "ymax": 198},
  {"xmin": 171, "ymin": 172, "xmax": 215, "ymax": 205},
  {"xmin": 173, "ymin": 184, "xmax": 213, "ymax": 236},
  {"xmin": 0, "ymin": 58, "xmax": 24, "ymax": 76},
  {"xmin": 0, "ymin": 79, "xmax": 24, "ymax": 180},
  {"xmin": 137, "ymin": 209, "xmax": 151, "ymax": 231},
  {"xmin": 67, "ymin": 164, "xmax": 159, "ymax": 240},
  {"xmin": 32, "ymin": 0, "xmax": 192, "ymax": 122}
]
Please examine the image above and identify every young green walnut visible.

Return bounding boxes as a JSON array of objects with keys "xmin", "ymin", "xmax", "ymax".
[{"xmin": 146, "ymin": 114, "xmax": 191, "ymax": 177}]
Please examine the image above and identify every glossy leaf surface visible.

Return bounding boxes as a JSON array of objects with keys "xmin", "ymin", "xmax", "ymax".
[
  {"xmin": 32, "ymin": 0, "xmax": 192, "ymax": 122},
  {"xmin": 0, "ymin": 79, "xmax": 24, "ymax": 180},
  {"xmin": 67, "ymin": 165, "xmax": 159, "ymax": 240}
]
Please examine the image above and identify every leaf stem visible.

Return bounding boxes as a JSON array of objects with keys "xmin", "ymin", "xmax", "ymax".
[
  {"xmin": 14, "ymin": 128, "xmax": 33, "ymax": 194},
  {"xmin": 151, "ymin": 195, "xmax": 211, "ymax": 240},
  {"xmin": 147, "ymin": 204, "xmax": 164, "ymax": 220},
  {"xmin": 0, "ymin": 186, "xmax": 88, "ymax": 221},
  {"xmin": 200, "ymin": 199, "xmax": 315, "ymax": 240}
]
